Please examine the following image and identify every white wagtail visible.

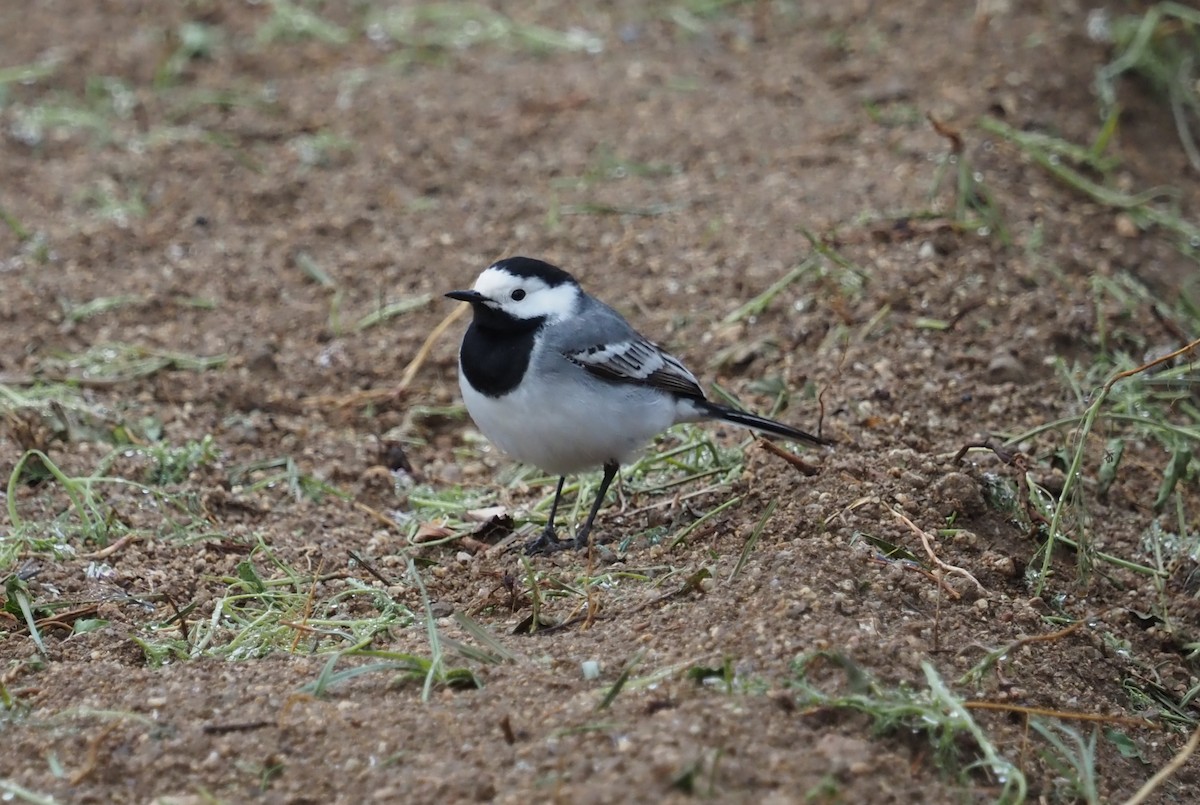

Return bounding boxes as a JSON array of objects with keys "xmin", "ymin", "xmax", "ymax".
[{"xmin": 447, "ymin": 256, "xmax": 829, "ymax": 554}]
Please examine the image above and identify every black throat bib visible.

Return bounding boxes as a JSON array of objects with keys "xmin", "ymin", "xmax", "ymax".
[{"xmin": 459, "ymin": 306, "xmax": 546, "ymax": 398}]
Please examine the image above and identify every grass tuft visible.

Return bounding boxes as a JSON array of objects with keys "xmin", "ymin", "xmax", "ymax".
[
  {"xmin": 1095, "ymin": 2, "xmax": 1200, "ymax": 172},
  {"xmin": 300, "ymin": 562, "xmax": 498, "ymax": 700},
  {"xmin": 257, "ymin": 0, "xmax": 350, "ymax": 45},
  {"xmin": 366, "ymin": 3, "xmax": 602, "ymax": 58},
  {"xmin": 1031, "ymin": 720, "xmax": 1100, "ymax": 804},
  {"xmin": 1003, "ymin": 337, "xmax": 1200, "ymax": 595},
  {"xmin": 229, "ymin": 456, "xmax": 349, "ymax": 504},
  {"xmin": 791, "ymin": 652, "xmax": 1027, "ymax": 802},
  {"xmin": 155, "ymin": 21, "xmax": 223, "ymax": 88},
  {"xmin": 981, "ymin": 116, "xmax": 1200, "ymax": 258}
]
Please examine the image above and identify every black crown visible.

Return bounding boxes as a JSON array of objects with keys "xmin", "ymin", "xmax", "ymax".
[{"xmin": 490, "ymin": 256, "xmax": 578, "ymax": 287}]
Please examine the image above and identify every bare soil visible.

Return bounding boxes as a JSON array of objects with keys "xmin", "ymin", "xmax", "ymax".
[{"xmin": 2, "ymin": 2, "xmax": 1198, "ymax": 803}]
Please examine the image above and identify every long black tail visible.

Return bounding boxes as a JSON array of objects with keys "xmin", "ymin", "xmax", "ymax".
[{"xmin": 697, "ymin": 400, "xmax": 831, "ymax": 447}]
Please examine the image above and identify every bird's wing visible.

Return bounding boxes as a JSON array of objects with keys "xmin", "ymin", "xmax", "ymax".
[{"xmin": 564, "ymin": 338, "xmax": 705, "ymax": 399}]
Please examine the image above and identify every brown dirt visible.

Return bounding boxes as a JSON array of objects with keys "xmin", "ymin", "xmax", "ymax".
[{"xmin": 2, "ymin": 2, "xmax": 1199, "ymax": 803}]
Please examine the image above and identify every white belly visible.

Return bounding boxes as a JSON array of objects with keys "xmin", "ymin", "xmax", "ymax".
[{"xmin": 459, "ymin": 370, "xmax": 680, "ymax": 475}]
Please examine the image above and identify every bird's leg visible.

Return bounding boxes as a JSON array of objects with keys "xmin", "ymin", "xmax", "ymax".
[
  {"xmin": 572, "ymin": 461, "xmax": 619, "ymax": 549},
  {"xmin": 524, "ymin": 476, "xmax": 567, "ymax": 555}
]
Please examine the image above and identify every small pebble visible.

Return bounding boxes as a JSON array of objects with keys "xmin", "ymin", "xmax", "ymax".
[
  {"xmin": 986, "ymin": 352, "xmax": 1024, "ymax": 384},
  {"xmin": 1114, "ymin": 212, "xmax": 1139, "ymax": 239}
]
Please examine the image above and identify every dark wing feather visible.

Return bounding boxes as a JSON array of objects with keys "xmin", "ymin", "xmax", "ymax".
[{"xmin": 565, "ymin": 339, "xmax": 705, "ymax": 399}]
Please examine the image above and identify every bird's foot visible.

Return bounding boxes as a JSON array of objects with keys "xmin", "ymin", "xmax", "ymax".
[
  {"xmin": 524, "ymin": 527, "xmax": 570, "ymax": 555},
  {"xmin": 525, "ymin": 526, "xmax": 604, "ymax": 555},
  {"xmin": 570, "ymin": 526, "xmax": 602, "ymax": 550}
]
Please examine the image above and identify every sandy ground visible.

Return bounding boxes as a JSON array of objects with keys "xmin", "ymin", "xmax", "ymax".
[{"xmin": 2, "ymin": 2, "xmax": 1198, "ymax": 803}]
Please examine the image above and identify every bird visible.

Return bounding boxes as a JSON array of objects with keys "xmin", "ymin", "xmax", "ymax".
[{"xmin": 446, "ymin": 256, "xmax": 829, "ymax": 554}]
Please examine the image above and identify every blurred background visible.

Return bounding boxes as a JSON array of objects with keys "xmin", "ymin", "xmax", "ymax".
[{"xmin": 1, "ymin": 2, "xmax": 1198, "ymax": 803}]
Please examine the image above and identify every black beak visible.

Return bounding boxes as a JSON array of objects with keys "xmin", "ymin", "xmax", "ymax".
[{"xmin": 446, "ymin": 289, "xmax": 486, "ymax": 304}]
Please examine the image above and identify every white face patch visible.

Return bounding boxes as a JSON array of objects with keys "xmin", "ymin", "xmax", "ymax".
[{"xmin": 472, "ymin": 265, "xmax": 580, "ymax": 324}]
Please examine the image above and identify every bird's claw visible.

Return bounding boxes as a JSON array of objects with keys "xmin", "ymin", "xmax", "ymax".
[
  {"xmin": 524, "ymin": 528, "xmax": 568, "ymax": 555},
  {"xmin": 524, "ymin": 527, "xmax": 597, "ymax": 555}
]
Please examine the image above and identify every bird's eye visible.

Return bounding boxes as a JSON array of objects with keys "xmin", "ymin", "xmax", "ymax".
[{"xmin": 510, "ymin": 289, "xmax": 526, "ymax": 301}]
